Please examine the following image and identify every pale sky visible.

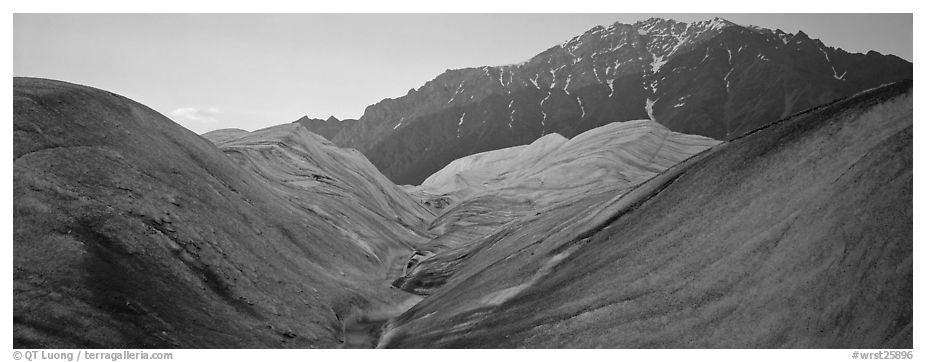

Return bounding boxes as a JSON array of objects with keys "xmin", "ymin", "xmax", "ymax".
[{"xmin": 13, "ymin": 14, "xmax": 912, "ymax": 134}]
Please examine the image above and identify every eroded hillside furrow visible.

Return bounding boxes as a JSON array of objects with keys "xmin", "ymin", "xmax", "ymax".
[
  {"xmin": 387, "ymin": 120, "xmax": 720, "ymax": 313},
  {"xmin": 379, "ymin": 80, "xmax": 912, "ymax": 348},
  {"xmin": 13, "ymin": 76, "xmax": 912, "ymax": 349},
  {"xmin": 13, "ymin": 77, "xmax": 433, "ymax": 348}
]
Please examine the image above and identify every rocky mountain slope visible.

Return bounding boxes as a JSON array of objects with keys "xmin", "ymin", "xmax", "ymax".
[
  {"xmin": 292, "ymin": 116, "xmax": 358, "ymax": 142},
  {"xmin": 304, "ymin": 17, "xmax": 912, "ymax": 185},
  {"xmin": 13, "ymin": 77, "xmax": 433, "ymax": 348},
  {"xmin": 378, "ymin": 80, "xmax": 912, "ymax": 348}
]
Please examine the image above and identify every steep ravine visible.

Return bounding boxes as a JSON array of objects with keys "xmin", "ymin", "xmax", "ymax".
[
  {"xmin": 202, "ymin": 120, "xmax": 438, "ymax": 349},
  {"xmin": 334, "ymin": 241, "xmax": 424, "ymax": 348},
  {"xmin": 339, "ymin": 120, "xmax": 722, "ymax": 348}
]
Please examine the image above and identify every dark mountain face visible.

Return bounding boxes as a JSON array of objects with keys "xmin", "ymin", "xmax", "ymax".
[
  {"xmin": 316, "ymin": 17, "xmax": 911, "ymax": 185},
  {"xmin": 292, "ymin": 115, "xmax": 358, "ymax": 142}
]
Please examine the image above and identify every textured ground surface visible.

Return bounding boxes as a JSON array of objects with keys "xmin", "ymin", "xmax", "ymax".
[
  {"xmin": 381, "ymin": 81, "xmax": 913, "ymax": 348},
  {"xmin": 396, "ymin": 121, "xmax": 719, "ymax": 294},
  {"xmin": 13, "ymin": 78, "xmax": 431, "ymax": 348},
  {"xmin": 412, "ymin": 119, "xmax": 719, "ymax": 206},
  {"xmin": 12, "ymin": 77, "xmax": 912, "ymax": 349}
]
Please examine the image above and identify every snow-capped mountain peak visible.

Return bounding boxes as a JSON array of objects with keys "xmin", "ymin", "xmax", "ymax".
[{"xmin": 309, "ymin": 17, "xmax": 912, "ymax": 185}]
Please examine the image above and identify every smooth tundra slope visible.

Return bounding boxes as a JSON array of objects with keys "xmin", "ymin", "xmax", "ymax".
[
  {"xmin": 13, "ymin": 77, "xmax": 431, "ymax": 348},
  {"xmin": 393, "ymin": 120, "xmax": 718, "ymax": 289},
  {"xmin": 381, "ymin": 81, "xmax": 912, "ymax": 348},
  {"xmin": 203, "ymin": 123, "xmax": 436, "ymax": 278},
  {"xmin": 412, "ymin": 119, "xmax": 719, "ymax": 205}
]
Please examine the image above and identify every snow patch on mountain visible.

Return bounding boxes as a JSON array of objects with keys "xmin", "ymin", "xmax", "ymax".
[
  {"xmin": 508, "ymin": 100, "xmax": 516, "ymax": 128},
  {"xmin": 577, "ymin": 96, "xmax": 586, "ymax": 119},
  {"xmin": 550, "ymin": 65, "xmax": 565, "ymax": 89},
  {"xmin": 391, "ymin": 116, "xmax": 406, "ymax": 131},
  {"xmin": 448, "ymin": 82, "xmax": 465, "ymax": 104},
  {"xmin": 530, "ymin": 74, "xmax": 540, "ymax": 89},
  {"xmin": 645, "ymin": 98, "xmax": 656, "ymax": 121},
  {"xmin": 457, "ymin": 112, "xmax": 466, "ymax": 138},
  {"xmin": 816, "ymin": 44, "xmax": 847, "ymax": 81},
  {"xmin": 700, "ymin": 48, "xmax": 711, "ymax": 64},
  {"xmin": 540, "ymin": 91, "xmax": 551, "ymax": 130},
  {"xmin": 724, "ymin": 48, "xmax": 735, "ymax": 92}
]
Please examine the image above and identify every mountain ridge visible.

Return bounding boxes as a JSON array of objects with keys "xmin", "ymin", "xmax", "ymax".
[{"xmin": 278, "ymin": 17, "xmax": 911, "ymax": 185}]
